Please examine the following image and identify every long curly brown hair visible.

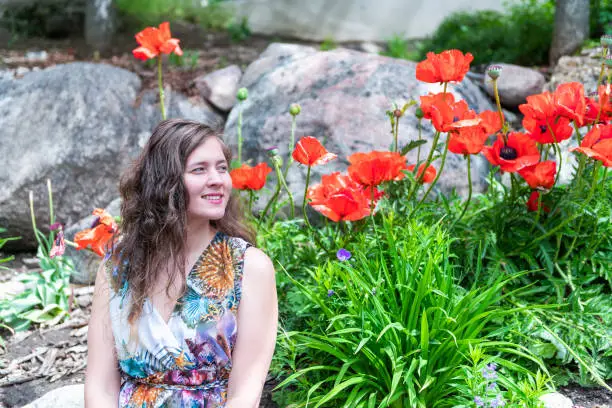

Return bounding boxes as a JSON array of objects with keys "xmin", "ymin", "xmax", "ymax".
[{"xmin": 111, "ymin": 119, "xmax": 255, "ymax": 324}]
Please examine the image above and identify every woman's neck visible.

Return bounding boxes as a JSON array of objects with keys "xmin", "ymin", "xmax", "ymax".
[{"xmin": 185, "ymin": 219, "xmax": 216, "ymax": 256}]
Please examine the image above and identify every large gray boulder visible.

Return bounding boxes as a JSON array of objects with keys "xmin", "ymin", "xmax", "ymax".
[
  {"xmin": 484, "ymin": 63, "xmax": 546, "ymax": 108},
  {"xmin": 194, "ymin": 65, "xmax": 243, "ymax": 112},
  {"xmin": 0, "ymin": 62, "xmax": 225, "ymax": 251},
  {"xmin": 224, "ymin": 43, "xmax": 497, "ymax": 207}
]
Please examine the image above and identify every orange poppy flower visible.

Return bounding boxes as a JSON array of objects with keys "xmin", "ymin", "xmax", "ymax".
[
  {"xmin": 518, "ymin": 161, "xmax": 557, "ymax": 190},
  {"xmin": 482, "ymin": 132, "xmax": 540, "ymax": 173},
  {"xmin": 554, "ymin": 82, "xmax": 587, "ymax": 126},
  {"xmin": 292, "ymin": 136, "xmax": 337, "ymax": 166},
  {"xmin": 133, "ymin": 22, "xmax": 183, "ymax": 61},
  {"xmin": 570, "ymin": 124, "xmax": 612, "ymax": 167},
  {"xmin": 307, "ymin": 173, "xmax": 372, "ymax": 222},
  {"xmin": 347, "ymin": 151, "xmax": 408, "ymax": 187},
  {"xmin": 416, "ymin": 49, "xmax": 474, "ymax": 83},
  {"xmin": 74, "ymin": 208, "xmax": 118, "ymax": 257},
  {"xmin": 584, "ymin": 85, "xmax": 612, "ymax": 125},
  {"xmin": 447, "ymin": 110, "xmax": 502, "ymax": 155},
  {"xmin": 419, "ymin": 92, "xmax": 455, "ymax": 120},
  {"xmin": 429, "ymin": 97, "xmax": 479, "ymax": 133},
  {"xmin": 407, "ymin": 163, "xmax": 436, "ymax": 183},
  {"xmin": 230, "ymin": 163, "xmax": 272, "ymax": 190},
  {"xmin": 519, "ymin": 92, "xmax": 558, "ymax": 121},
  {"xmin": 523, "ymin": 115, "xmax": 573, "ymax": 144},
  {"xmin": 527, "ymin": 191, "xmax": 550, "ymax": 213}
]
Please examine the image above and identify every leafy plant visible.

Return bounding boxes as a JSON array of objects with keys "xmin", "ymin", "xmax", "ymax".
[
  {"xmin": 320, "ymin": 37, "xmax": 337, "ymax": 51},
  {"xmin": 272, "ymin": 215, "xmax": 550, "ymax": 407},
  {"xmin": 0, "ymin": 181, "xmax": 75, "ymax": 332},
  {"xmin": 226, "ymin": 16, "xmax": 251, "ymax": 42},
  {"xmin": 418, "ymin": 0, "xmax": 554, "ymax": 65},
  {"xmin": 0, "ymin": 228, "xmax": 20, "ymax": 268},
  {"xmin": 380, "ymin": 35, "xmax": 419, "ymax": 61}
]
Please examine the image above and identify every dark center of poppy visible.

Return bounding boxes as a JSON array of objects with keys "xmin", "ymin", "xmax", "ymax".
[
  {"xmin": 539, "ymin": 125, "xmax": 548, "ymax": 133},
  {"xmin": 500, "ymin": 146, "xmax": 518, "ymax": 160},
  {"xmin": 453, "ymin": 116, "xmax": 460, "ymax": 122}
]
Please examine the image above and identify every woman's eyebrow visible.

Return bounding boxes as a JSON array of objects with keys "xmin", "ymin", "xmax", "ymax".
[{"xmin": 188, "ymin": 159, "xmax": 227, "ymax": 166}]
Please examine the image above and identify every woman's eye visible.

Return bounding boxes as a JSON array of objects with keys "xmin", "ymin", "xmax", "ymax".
[
  {"xmin": 218, "ymin": 165, "xmax": 228, "ymax": 172},
  {"xmin": 192, "ymin": 167, "xmax": 205, "ymax": 173}
]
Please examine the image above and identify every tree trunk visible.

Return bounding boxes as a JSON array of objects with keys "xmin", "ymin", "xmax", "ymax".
[
  {"xmin": 550, "ymin": 0, "xmax": 590, "ymax": 66},
  {"xmin": 84, "ymin": 0, "xmax": 115, "ymax": 53}
]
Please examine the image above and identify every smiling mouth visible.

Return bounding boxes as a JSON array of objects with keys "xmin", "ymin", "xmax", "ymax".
[{"xmin": 202, "ymin": 193, "xmax": 223, "ymax": 203}]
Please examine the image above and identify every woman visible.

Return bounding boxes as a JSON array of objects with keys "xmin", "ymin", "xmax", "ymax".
[{"xmin": 85, "ymin": 119, "xmax": 278, "ymax": 407}]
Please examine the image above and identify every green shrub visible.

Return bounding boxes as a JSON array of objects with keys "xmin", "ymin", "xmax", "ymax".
[
  {"xmin": 418, "ymin": 0, "xmax": 554, "ymax": 66},
  {"xmin": 272, "ymin": 215, "xmax": 550, "ymax": 407},
  {"xmin": 380, "ymin": 35, "xmax": 420, "ymax": 61},
  {"xmin": 0, "ymin": 228, "xmax": 19, "ymax": 268}
]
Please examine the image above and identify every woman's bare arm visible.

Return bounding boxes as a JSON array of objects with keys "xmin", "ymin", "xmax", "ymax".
[
  {"xmin": 84, "ymin": 260, "xmax": 121, "ymax": 407},
  {"xmin": 226, "ymin": 247, "xmax": 278, "ymax": 408}
]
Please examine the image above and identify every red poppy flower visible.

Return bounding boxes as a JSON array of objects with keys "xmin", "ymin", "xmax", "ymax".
[
  {"xmin": 407, "ymin": 163, "xmax": 437, "ymax": 183},
  {"xmin": 482, "ymin": 132, "xmax": 540, "ymax": 173},
  {"xmin": 518, "ymin": 161, "xmax": 556, "ymax": 190},
  {"xmin": 447, "ymin": 111, "xmax": 502, "ymax": 155},
  {"xmin": 292, "ymin": 136, "xmax": 337, "ymax": 166},
  {"xmin": 519, "ymin": 92, "xmax": 558, "ymax": 121},
  {"xmin": 416, "ymin": 49, "xmax": 474, "ymax": 83},
  {"xmin": 429, "ymin": 97, "xmax": 478, "ymax": 133},
  {"xmin": 74, "ymin": 209, "xmax": 118, "ymax": 257},
  {"xmin": 419, "ymin": 92, "xmax": 455, "ymax": 120},
  {"xmin": 554, "ymin": 82, "xmax": 587, "ymax": 126},
  {"xmin": 570, "ymin": 124, "xmax": 612, "ymax": 167},
  {"xmin": 523, "ymin": 115, "xmax": 573, "ymax": 144},
  {"xmin": 347, "ymin": 151, "xmax": 408, "ymax": 187},
  {"xmin": 230, "ymin": 163, "xmax": 272, "ymax": 190},
  {"xmin": 307, "ymin": 173, "xmax": 372, "ymax": 222},
  {"xmin": 133, "ymin": 22, "xmax": 183, "ymax": 61},
  {"xmin": 527, "ymin": 191, "xmax": 550, "ymax": 213},
  {"xmin": 584, "ymin": 85, "xmax": 612, "ymax": 125}
]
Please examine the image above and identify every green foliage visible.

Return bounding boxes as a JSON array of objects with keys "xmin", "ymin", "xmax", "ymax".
[
  {"xmin": 418, "ymin": 0, "xmax": 554, "ymax": 66},
  {"xmin": 168, "ymin": 49, "xmax": 200, "ymax": 70},
  {"xmin": 319, "ymin": 37, "xmax": 337, "ymax": 51},
  {"xmin": 380, "ymin": 35, "xmax": 419, "ymax": 61},
  {"xmin": 427, "ymin": 163, "xmax": 612, "ymax": 385},
  {"xmin": 590, "ymin": 0, "xmax": 612, "ymax": 37},
  {"xmin": 270, "ymin": 215, "xmax": 550, "ymax": 407},
  {"xmin": 114, "ymin": 0, "xmax": 234, "ymax": 31},
  {"xmin": 0, "ymin": 183, "xmax": 74, "ymax": 332},
  {"xmin": 0, "ymin": 228, "xmax": 19, "ymax": 268},
  {"xmin": 226, "ymin": 16, "xmax": 251, "ymax": 42}
]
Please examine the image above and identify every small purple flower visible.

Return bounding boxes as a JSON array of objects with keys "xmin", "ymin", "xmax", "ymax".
[
  {"xmin": 487, "ymin": 362, "xmax": 498, "ymax": 371},
  {"xmin": 49, "ymin": 222, "xmax": 63, "ymax": 231},
  {"xmin": 327, "ymin": 289, "xmax": 335, "ymax": 297},
  {"xmin": 487, "ymin": 382, "xmax": 497, "ymax": 391},
  {"xmin": 481, "ymin": 367, "xmax": 498, "ymax": 381},
  {"xmin": 490, "ymin": 395, "xmax": 505, "ymax": 407},
  {"xmin": 474, "ymin": 396, "xmax": 485, "ymax": 407},
  {"xmin": 336, "ymin": 248, "xmax": 351, "ymax": 261}
]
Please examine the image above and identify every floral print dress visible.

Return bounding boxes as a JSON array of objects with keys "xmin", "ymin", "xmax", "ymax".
[{"xmin": 106, "ymin": 231, "xmax": 251, "ymax": 407}]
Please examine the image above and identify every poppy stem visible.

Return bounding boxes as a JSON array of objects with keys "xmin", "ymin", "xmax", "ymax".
[
  {"xmin": 492, "ymin": 78, "xmax": 506, "ymax": 136},
  {"xmin": 572, "ymin": 121, "xmax": 586, "ymax": 188},
  {"xmin": 259, "ymin": 174, "xmax": 282, "ymax": 225},
  {"xmin": 410, "ymin": 135, "xmax": 451, "ymax": 216},
  {"xmin": 526, "ymin": 161, "xmax": 602, "ymax": 248},
  {"xmin": 237, "ymin": 103, "xmax": 244, "ymax": 166},
  {"xmin": 248, "ymin": 190, "xmax": 254, "ymax": 217},
  {"xmin": 416, "ymin": 118, "xmax": 423, "ymax": 164},
  {"xmin": 546, "ymin": 122, "xmax": 562, "ymax": 187},
  {"xmin": 283, "ymin": 115, "xmax": 298, "ymax": 180},
  {"xmin": 406, "ymin": 130, "xmax": 441, "ymax": 202},
  {"xmin": 394, "ymin": 116, "xmax": 400, "ymax": 152},
  {"xmin": 302, "ymin": 166, "xmax": 313, "ymax": 230},
  {"xmin": 452, "ymin": 155, "xmax": 472, "ymax": 226},
  {"xmin": 157, "ymin": 56, "xmax": 166, "ymax": 120}
]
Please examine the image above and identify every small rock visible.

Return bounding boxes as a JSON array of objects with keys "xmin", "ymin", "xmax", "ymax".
[
  {"xmin": 194, "ymin": 65, "xmax": 243, "ymax": 112},
  {"xmin": 76, "ymin": 294, "xmax": 93, "ymax": 308},
  {"xmin": 0, "ymin": 280, "xmax": 26, "ymax": 301},
  {"xmin": 22, "ymin": 257, "xmax": 40, "ymax": 267},
  {"xmin": 14, "ymin": 66, "xmax": 30, "ymax": 78},
  {"xmin": 539, "ymin": 392, "xmax": 573, "ymax": 408},
  {"xmin": 359, "ymin": 42, "xmax": 383, "ymax": 54},
  {"xmin": 22, "ymin": 384, "xmax": 84, "ymax": 408},
  {"xmin": 484, "ymin": 63, "xmax": 546, "ymax": 108},
  {"xmin": 25, "ymin": 51, "xmax": 49, "ymax": 63}
]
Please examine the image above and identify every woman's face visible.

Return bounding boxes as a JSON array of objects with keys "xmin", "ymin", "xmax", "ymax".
[{"xmin": 183, "ymin": 137, "xmax": 232, "ymax": 224}]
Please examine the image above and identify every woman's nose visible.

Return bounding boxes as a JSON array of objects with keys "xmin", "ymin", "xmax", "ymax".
[{"xmin": 207, "ymin": 169, "xmax": 223, "ymax": 185}]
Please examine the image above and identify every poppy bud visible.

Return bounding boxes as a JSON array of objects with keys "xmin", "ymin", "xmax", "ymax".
[
  {"xmin": 415, "ymin": 107, "xmax": 424, "ymax": 119},
  {"xmin": 236, "ymin": 87, "xmax": 248, "ymax": 101},
  {"xmin": 393, "ymin": 109, "xmax": 402, "ymax": 118},
  {"xmin": 266, "ymin": 146, "xmax": 283, "ymax": 167},
  {"xmin": 289, "ymin": 103, "xmax": 301, "ymax": 116},
  {"xmin": 487, "ymin": 64, "xmax": 503, "ymax": 80},
  {"xmin": 601, "ymin": 34, "xmax": 612, "ymax": 48}
]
